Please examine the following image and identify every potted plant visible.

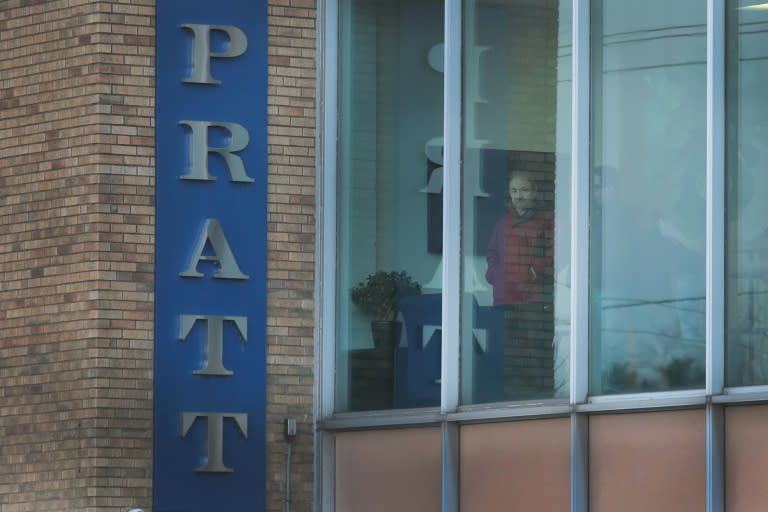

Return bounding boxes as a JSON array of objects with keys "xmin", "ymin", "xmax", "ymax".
[{"xmin": 350, "ymin": 270, "xmax": 421, "ymax": 348}]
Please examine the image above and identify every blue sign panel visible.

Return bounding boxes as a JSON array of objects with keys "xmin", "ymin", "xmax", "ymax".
[{"xmin": 155, "ymin": 1, "xmax": 267, "ymax": 510}]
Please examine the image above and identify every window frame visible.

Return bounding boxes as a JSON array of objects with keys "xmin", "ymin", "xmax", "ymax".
[{"xmin": 314, "ymin": 1, "xmax": 768, "ymax": 511}]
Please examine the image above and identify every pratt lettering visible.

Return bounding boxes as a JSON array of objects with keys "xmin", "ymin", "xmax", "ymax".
[
  {"xmin": 179, "ymin": 315, "xmax": 248, "ymax": 376},
  {"xmin": 181, "ymin": 24, "xmax": 248, "ymax": 85},
  {"xmin": 169, "ymin": 21, "xmax": 257, "ymax": 479},
  {"xmin": 180, "ymin": 218, "xmax": 249, "ymax": 280},
  {"xmin": 179, "ymin": 120, "xmax": 253, "ymax": 183},
  {"xmin": 181, "ymin": 412, "xmax": 248, "ymax": 473}
]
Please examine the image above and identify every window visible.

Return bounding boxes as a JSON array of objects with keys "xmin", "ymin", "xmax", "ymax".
[
  {"xmin": 589, "ymin": 0, "xmax": 706, "ymax": 394},
  {"xmin": 461, "ymin": 0, "xmax": 571, "ymax": 403},
  {"xmin": 321, "ymin": 1, "xmax": 768, "ymax": 510},
  {"xmin": 725, "ymin": 0, "xmax": 768, "ymax": 387},
  {"xmin": 335, "ymin": 0, "xmax": 444, "ymax": 411}
]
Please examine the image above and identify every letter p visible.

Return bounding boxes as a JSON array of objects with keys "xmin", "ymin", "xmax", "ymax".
[{"xmin": 181, "ymin": 24, "xmax": 248, "ymax": 85}]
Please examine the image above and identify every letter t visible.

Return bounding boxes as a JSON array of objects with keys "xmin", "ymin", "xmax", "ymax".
[{"xmin": 179, "ymin": 315, "xmax": 248, "ymax": 376}]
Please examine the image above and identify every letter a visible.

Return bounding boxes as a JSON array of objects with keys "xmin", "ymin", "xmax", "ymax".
[{"xmin": 180, "ymin": 219, "xmax": 248, "ymax": 280}]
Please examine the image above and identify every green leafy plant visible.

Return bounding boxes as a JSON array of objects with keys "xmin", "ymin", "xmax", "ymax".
[{"xmin": 350, "ymin": 270, "xmax": 421, "ymax": 321}]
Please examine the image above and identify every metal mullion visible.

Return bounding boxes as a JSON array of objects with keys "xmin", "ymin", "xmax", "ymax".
[
  {"xmin": 448, "ymin": 402, "xmax": 570, "ymax": 423},
  {"xmin": 316, "ymin": 430, "xmax": 335, "ymax": 512},
  {"xmin": 318, "ymin": 409, "xmax": 443, "ymax": 431},
  {"xmin": 442, "ymin": 0, "xmax": 462, "ymax": 415},
  {"xmin": 318, "ymin": 0, "xmax": 338, "ymax": 424},
  {"xmin": 570, "ymin": 0, "xmax": 590, "ymax": 408},
  {"xmin": 707, "ymin": 0, "xmax": 725, "ymax": 402},
  {"xmin": 571, "ymin": 413, "xmax": 589, "ymax": 512},
  {"xmin": 441, "ymin": 421, "xmax": 460, "ymax": 512},
  {"xmin": 579, "ymin": 392, "xmax": 707, "ymax": 414},
  {"xmin": 316, "ymin": 0, "xmax": 337, "ymax": 510},
  {"xmin": 441, "ymin": 0, "xmax": 463, "ymax": 510},
  {"xmin": 571, "ymin": 2, "xmax": 591, "ymax": 512},
  {"xmin": 706, "ymin": 1, "xmax": 726, "ymax": 512},
  {"xmin": 714, "ymin": 386, "xmax": 768, "ymax": 404},
  {"xmin": 707, "ymin": 404, "xmax": 725, "ymax": 512}
]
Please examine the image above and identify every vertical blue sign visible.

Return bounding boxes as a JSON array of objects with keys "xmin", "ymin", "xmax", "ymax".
[{"xmin": 155, "ymin": 1, "xmax": 267, "ymax": 511}]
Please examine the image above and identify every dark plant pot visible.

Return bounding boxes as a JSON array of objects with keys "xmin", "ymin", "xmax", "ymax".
[{"xmin": 370, "ymin": 320, "xmax": 402, "ymax": 349}]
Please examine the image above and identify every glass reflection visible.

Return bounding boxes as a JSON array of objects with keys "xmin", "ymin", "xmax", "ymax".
[
  {"xmin": 726, "ymin": 1, "xmax": 768, "ymax": 387},
  {"xmin": 461, "ymin": 0, "xmax": 571, "ymax": 404},
  {"xmin": 590, "ymin": 0, "xmax": 706, "ymax": 394},
  {"xmin": 335, "ymin": 0, "xmax": 444, "ymax": 411}
]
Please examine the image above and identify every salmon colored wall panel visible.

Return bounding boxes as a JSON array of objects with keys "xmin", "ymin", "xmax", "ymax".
[
  {"xmin": 589, "ymin": 410, "xmax": 705, "ymax": 512},
  {"xmin": 460, "ymin": 418, "xmax": 570, "ymax": 512},
  {"xmin": 335, "ymin": 427, "xmax": 441, "ymax": 512},
  {"xmin": 725, "ymin": 405, "xmax": 768, "ymax": 512}
]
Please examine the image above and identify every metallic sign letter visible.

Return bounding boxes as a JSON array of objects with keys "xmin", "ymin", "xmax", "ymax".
[
  {"xmin": 181, "ymin": 412, "xmax": 248, "ymax": 473},
  {"xmin": 180, "ymin": 219, "xmax": 249, "ymax": 280},
  {"xmin": 179, "ymin": 315, "xmax": 247, "ymax": 376},
  {"xmin": 179, "ymin": 120, "xmax": 253, "ymax": 183},
  {"xmin": 181, "ymin": 24, "xmax": 247, "ymax": 85}
]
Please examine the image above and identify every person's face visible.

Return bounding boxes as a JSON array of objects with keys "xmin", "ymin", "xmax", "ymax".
[{"xmin": 508, "ymin": 175, "xmax": 536, "ymax": 214}]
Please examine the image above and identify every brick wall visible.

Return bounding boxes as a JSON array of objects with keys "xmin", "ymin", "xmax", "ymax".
[
  {"xmin": 0, "ymin": 0, "xmax": 316, "ymax": 511},
  {"xmin": 0, "ymin": 1, "xmax": 155, "ymax": 511},
  {"xmin": 265, "ymin": 1, "xmax": 317, "ymax": 511}
]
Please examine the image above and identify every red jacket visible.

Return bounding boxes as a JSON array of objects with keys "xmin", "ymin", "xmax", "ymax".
[{"xmin": 485, "ymin": 208, "xmax": 553, "ymax": 306}]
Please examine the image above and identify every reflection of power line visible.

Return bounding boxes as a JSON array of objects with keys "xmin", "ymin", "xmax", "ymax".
[
  {"xmin": 737, "ymin": 290, "xmax": 768, "ymax": 297},
  {"xmin": 601, "ymin": 296, "xmax": 705, "ymax": 310},
  {"xmin": 660, "ymin": 304, "xmax": 706, "ymax": 314},
  {"xmin": 601, "ymin": 328, "xmax": 704, "ymax": 343}
]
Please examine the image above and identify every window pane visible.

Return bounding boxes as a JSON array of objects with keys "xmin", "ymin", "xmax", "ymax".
[
  {"xmin": 460, "ymin": 419, "xmax": 570, "ymax": 511},
  {"xmin": 589, "ymin": 410, "xmax": 706, "ymax": 512},
  {"xmin": 461, "ymin": 0, "xmax": 572, "ymax": 404},
  {"xmin": 335, "ymin": 428, "xmax": 441, "ymax": 512},
  {"xmin": 336, "ymin": 0, "xmax": 444, "ymax": 411},
  {"xmin": 725, "ymin": 1, "xmax": 768, "ymax": 387},
  {"xmin": 589, "ymin": 0, "xmax": 706, "ymax": 394}
]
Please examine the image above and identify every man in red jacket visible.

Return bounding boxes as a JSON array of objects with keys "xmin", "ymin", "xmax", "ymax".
[{"xmin": 486, "ymin": 171, "xmax": 554, "ymax": 400}]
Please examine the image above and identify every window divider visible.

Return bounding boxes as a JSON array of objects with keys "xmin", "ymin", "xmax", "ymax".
[
  {"xmin": 706, "ymin": 1, "xmax": 725, "ymax": 511},
  {"xmin": 570, "ymin": 0, "xmax": 591, "ymax": 407},
  {"xmin": 571, "ymin": 3, "xmax": 591, "ymax": 510},
  {"xmin": 706, "ymin": 0, "xmax": 725, "ymax": 398},
  {"xmin": 318, "ymin": 0, "xmax": 339, "ymax": 421},
  {"xmin": 442, "ymin": 0, "xmax": 463, "ymax": 414}
]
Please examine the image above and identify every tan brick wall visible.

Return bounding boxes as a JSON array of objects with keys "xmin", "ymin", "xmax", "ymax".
[
  {"xmin": 1, "ymin": 0, "xmax": 317, "ymax": 511},
  {"xmin": 266, "ymin": 0, "xmax": 317, "ymax": 511},
  {"xmin": 0, "ymin": 0, "xmax": 155, "ymax": 510}
]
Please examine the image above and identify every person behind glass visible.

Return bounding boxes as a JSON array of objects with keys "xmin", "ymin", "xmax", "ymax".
[{"xmin": 485, "ymin": 170, "xmax": 554, "ymax": 400}]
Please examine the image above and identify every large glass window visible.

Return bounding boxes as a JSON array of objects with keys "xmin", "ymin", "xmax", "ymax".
[
  {"xmin": 460, "ymin": 0, "xmax": 572, "ymax": 404},
  {"xmin": 725, "ymin": 1, "xmax": 768, "ymax": 387},
  {"xmin": 325, "ymin": 1, "xmax": 768, "ymax": 511},
  {"xmin": 589, "ymin": 0, "xmax": 707, "ymax": 394},
  {"xmin": 335, "ymin": 0, "xmax": 444, "ymax": 411}
]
